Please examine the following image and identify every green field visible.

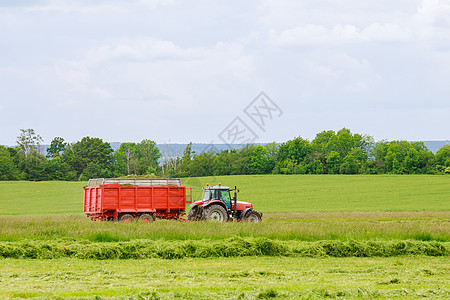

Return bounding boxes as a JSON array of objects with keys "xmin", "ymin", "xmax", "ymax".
[
  {"xmin": 1, "ymin": 175, "xmax": 449, "ymax": 299},
  {"xmin": 1, "ymin": 257, "xmax": 449, "ymax": 299},
  {"xmin": 1, "ymin": 175, "xmax": 449, "ymax": 216}
]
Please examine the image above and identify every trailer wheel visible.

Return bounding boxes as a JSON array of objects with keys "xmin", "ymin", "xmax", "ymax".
[
  {"xmin": 119, "ymin": 214, "xmax": 134, "ymax": 223},
  {"xmin": 204, "ymin": 205, "xmax": 228, "ymax": 222},
  {"xmin": 244, "ymin": 211, "xmax": 261, "ymax": 223},
  {"xmin": 138, "ymin": 213, "xmax": 154, "ymax": 223}
]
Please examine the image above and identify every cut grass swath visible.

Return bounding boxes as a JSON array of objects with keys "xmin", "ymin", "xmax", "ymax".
[{"xmin": 0, "ymin": 238, "xmax": 448, "ymax": 259}]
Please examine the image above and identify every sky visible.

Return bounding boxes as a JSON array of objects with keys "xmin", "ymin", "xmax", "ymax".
[{"xmin": 1, "ymin": 0, "xmax": 449, "ymax": 146}]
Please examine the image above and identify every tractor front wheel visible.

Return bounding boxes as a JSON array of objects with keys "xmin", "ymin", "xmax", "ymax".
[
  {"xmin": 204, "ymin": 205, "xmax": 228, "ymax": 222},
  {"xmin": 244, "ymin": 211, "xmax": 261, "ymax": 223}
]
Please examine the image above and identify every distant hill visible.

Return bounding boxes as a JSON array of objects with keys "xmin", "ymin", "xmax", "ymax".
[{"xmin": 420, "ymin": 141, "xmax": 449, "ymax": 154}]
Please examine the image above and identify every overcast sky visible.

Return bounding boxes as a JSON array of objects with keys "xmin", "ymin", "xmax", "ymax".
[{"xmin": 1, "ymin": 0, "xmax": 449, "ymax": 146}]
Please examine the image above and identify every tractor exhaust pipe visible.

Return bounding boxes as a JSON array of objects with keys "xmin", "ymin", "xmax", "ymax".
[{"xmin": 234, "ymin": 186, "xmax": 237, "ymax": 218}]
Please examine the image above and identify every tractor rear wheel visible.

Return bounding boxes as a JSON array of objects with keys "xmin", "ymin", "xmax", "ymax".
[
  {"xmin": 244, "ymin": 211, "xmax": 261, "ymax": 223},
  {"xmin": 138, "ymin": 213, "xmax": 154, "ymax": 223},
  {"xmin": 187, "ymin": 206, "xmax": 201, "ymax": 221},
  {"xmin": 119, "ymin": 214, "xmax": 134, "ymax": 223},
  {"xmin": 204, "ymin": 205, "xmax": 228, "ymax": 222}
]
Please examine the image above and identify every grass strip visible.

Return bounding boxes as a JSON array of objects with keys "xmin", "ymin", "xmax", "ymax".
[
  {"xmin": 0, "ymin": 238, "xmax": 448, "ymax": 259},
  {"xmin": 1, "ymin": 216, "xmax": 449, "ymax": 242}
]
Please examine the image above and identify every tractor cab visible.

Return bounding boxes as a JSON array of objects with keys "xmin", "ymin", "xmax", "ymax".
[
  {"xmin": 188, "ymin": 183, "xmax": 262, "ymax": 222},
  {"xmin": 201, "ymin": 184, "xmax": 232, "ymax": 210}
]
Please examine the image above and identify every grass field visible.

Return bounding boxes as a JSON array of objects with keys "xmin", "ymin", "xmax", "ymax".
[
  {"xmin": 0, "ymin": 215, "xmax": 449, "ymax": 242},
  {"xmin": 1, "ymin": 175, "xmax": 449, "ymax": 216},
  {"xmin": 0, "ymin": 175, "xmax": 449, "ymax": 299},
  {"xmin": 1, "ymin": 257, "xmax": 449, "ymax": 299}
]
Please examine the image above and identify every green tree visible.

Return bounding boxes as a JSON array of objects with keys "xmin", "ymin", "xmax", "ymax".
[
  {"xmin": 214, "ymin": 149, "xmax": 237, "ymax": 176},
  {"xmin": 135, "ymin": 139, "xmax": 160, "ymax": 175},
  {"xmin": 404, "ymin": 148, "xmax": 421, "ymax": 174},
  {"xmin": 178, "ymin": 142, "xmax": 194, "ymax": 176},
  {"xmin": 63, "ymin": 137, "xmax": 113, "ymax": 179},
  {"xmin": 45, "ymin": 155, "xmax": 77, "ymax": 181},
  {"xmin": 0, "ymin": 146, "xmax": 21, "ymax": 180},
  {"xmin": 306, "ymin": 159, "xmax": 324, "ymax": 174},
  {"xmin": 46, "ymin": 137, "xmax": 67, "ymax": 159},
  {"xmin": 369, "ymin": 140, "xmax": 390, "ymax": 174},
  {"xmin": 79, "ymin": 162, "xmax": 112, "ymax": 181},
  {"xmin": 249, "ymin": 145, "xmax": 274, "ymax": 174},
  {"xmin": 18, "ymin": 150, "xmax": 48, "ymax": 180},
  {"xmin": 16, "ymin": 128, "xmax": 44, "ymax": 158},
  {"xmin": 310, "ymin": 130, "xmax": 336, "ymax": 164},
  {"xmin": 326, "ymin": 128, "xmax": 355, "ymax": 158},
  {"xmin": 326, "ymin": 151, "xmax": 342, "ymax": 174},
  {"xmin": 277, "ymin": 136, "xmax": 311, "ymax": 164},
  {"xmin": 233, "ymin": 145, "xmax": 254, "ymax": 175},
  {"xmin": 188, "ymin": 151, "xmax": 216, "ymax": 177},
  {"xmin": 436, "ymin": 145, "xmax": 450, "ymax": 167},
  {"xmin": 114, "ymin": 142, "xmax": 138, "ymax": 176},
  {"xmin": 340, "ymin": 153, "xmax": 359, "ymax": 174}
]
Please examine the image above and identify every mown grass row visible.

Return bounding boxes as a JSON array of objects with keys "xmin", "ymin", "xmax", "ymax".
[
  {"xmin": 1, "ymin": 238, "xmax": 448, "ymax": 259},
  {"xmin": 1, "ymin": 216, "xmax": 448, "ymax": 242}
]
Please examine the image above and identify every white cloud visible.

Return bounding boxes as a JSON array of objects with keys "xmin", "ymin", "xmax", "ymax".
[
  {"xmin": 52, "ymin": 37, "xmax": 255, "ymax": 112},
  {"xmin": 268, "ymin": 0, "xmax": 450, "ymax": 48},
  {"xmin": 362, "ymin": 23, "xmax": 414, "ymax": 42},
  {"xmin": 1, "ymin": 0, "xmax": 449, "ymax": 144},
  {"xmin": 270, "ymin": 22, "xmax": 416, "ymax": 46},
  {"xmin": 270, "ymin": 24, "xmax": 362, "ymax": 45},
  {"xmin": 138, "ymin": 0, "xmax": 176, "ymax": 9},
  {"xmin": 83, "ymin": 37, "xmax": 202, "ymax": 65},
  {"xmin": 25, "ymin": 0, "xmax": 175, "ymax": 13}
]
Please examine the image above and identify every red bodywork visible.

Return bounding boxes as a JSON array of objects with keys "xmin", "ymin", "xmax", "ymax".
[
  {"xmin": 84, "ymin": 183, "xmax": 191, "ymax": 221},
  {"xmin": 193, "ymin": 200, "xmax": 253, "ymax": 211}
]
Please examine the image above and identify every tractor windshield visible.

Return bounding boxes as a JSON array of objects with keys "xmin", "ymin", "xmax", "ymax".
[
  {"xmin": 202, "ymin": 189, "xmax": 211, "ymax": 201},
  {"xmin": 202, "ymin": 188, "xmax": 231, "ymax": 209}
]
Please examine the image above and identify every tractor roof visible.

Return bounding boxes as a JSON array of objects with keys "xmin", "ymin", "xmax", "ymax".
[{"xmin": 203, "ymin": 185, "xmax": 230, "ymax": 190}]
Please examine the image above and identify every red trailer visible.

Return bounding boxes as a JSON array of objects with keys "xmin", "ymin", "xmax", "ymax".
[{"xmin": 83, "ymin": 178, "xmax": 192, "ymax": 222}]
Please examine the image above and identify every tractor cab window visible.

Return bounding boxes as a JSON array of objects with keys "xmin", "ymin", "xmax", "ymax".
[
  {"xmin": 211, "ymin": 189, "xmax": 220, "ymax": 200},
  {"xmin": 219, "ymin": 190, "xmax": 231, "ymax": 209},
  {"xmin": 202, "ymin": 189, "xmax": 211, "ymax": 201}
]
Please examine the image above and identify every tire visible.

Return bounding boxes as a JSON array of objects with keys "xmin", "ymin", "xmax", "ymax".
[
  {"xmin": 138, "ymin": 213, "xmax": 154, "ymax": 223},
  {"xmin": 243, "ymin": 211, "xmax": 261, "ymax": 223},
  {"xmin": 188, "ymin": 206, "xmax": 201, "ymax": 221},
  {"xmin": 203, "ymin": 205, "xmax": 228, "ymax": 222},
  {"xmin": 119, "ymin": 214, "xmax": 134, "ymax": 223}
]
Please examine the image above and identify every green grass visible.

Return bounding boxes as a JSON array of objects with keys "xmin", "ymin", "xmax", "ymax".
[
  {"xmin": 184, "ymin": 174, "xmax": 450, "ymax": 212},
  {"xmin": 1, "ymin": 216, "xmax": 449, "ymax": 242},
  {"xmin": 0, "ymin": 181, "xmax": 84, "ymax": 216},
  {"xmin": 1, "ymin": 238, "xmax": 448, "ymax": 259},
  {"xmin": 1, "ymin": 256, "xmax": 449, "ymax": 299},
  {"xmin": 1, "ymin": 176, "xmax": 449, "ymax": 299},
  {"xmin": 0, "ymin": 175, "xmax": 449, "ymax": 216}
]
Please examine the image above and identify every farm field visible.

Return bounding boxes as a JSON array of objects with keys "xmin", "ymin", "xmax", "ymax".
[
  {"xmin": 1, "ymin": 256, "xmax": 449, "ymax": 299},
  {"xmin": 1, "ymin": 175, "xmax": 449, "ymax": 216},
  {"xmin": 0, "ymin": 175, "xmax": 449, "ymax": 299},
  {"xmin": 0, "ymin": 215, "xmax": 449, "ymax": 242}
]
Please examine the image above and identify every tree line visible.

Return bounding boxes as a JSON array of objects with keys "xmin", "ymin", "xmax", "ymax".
[{"xmin": 0, "ymin": 128, "xmax": 449, "ymax": 181}]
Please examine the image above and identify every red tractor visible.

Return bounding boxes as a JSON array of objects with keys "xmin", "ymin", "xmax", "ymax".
[{"xmin": 188, "ymin": 184, "xmax": 262, "ymax": 222}]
